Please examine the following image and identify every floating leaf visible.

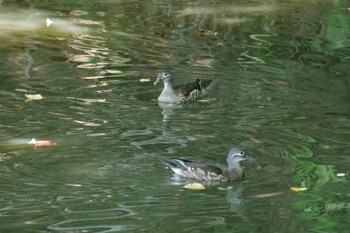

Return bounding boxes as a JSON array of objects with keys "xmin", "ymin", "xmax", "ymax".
[
  {"xmin": 81, "ymin": 75, "xmax": 105, "ymax": 80},
  {"xmin": 15, "ymin": 89, "xmax": 28, "ymax": 93},
  {"xmin": 87, "ymin": 133, "xmax": 108, "ymax": 137},
  {"xmin": 218, "ymin": 186, "xmax": 233, "ymax": 191},
  {"xmin": 336, "ymin": 173, "xmax": 346, "ymax": 177},
  {"xmin": 65, "ymin": 184, "xmax": 82, "ymax": 187},
  {"xmin": 248, "ymin": 191, "xmax": 284, "ymax": 199},
  {"xmin": 196, "ymin": 99, "xmax": 210, "ymax": 103},
  {"xmin": 73, "ymin": 120, "xmax": 101, "ymax": 126},
  {"xmin": 66, "ymin": 97, "xmax": 106, "ymax": 105},
  {"xmin": 28, "ymin": 138, "xmax": 57, "ymax": 147},
  {"xmin": 183, "ymin": 183, "xmax": 205, "ymax": 190},
  {"xmin": 82, "ymin": 98, "xmax": 106, "ymax": 105},
  {"xmin": 25, "ymin": 94, "xmax": 43, "ymax": 102},
  {"xmin": 140, "ymin": 78, "xmax": 150, "ymax": 82},
  {"xmin": 290, "ymin": 187, "xmax": 307, "ymax": 192},
  {"xmin": 105, "ymin": 70, "xmax": 122, "ymax": 74},
  {"xmin": 35, "ymin": 140, "xmax": 57, "ymax": 147}
]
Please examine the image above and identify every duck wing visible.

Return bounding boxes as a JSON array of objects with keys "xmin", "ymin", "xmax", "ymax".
[
  {"xmin": 175, "ymin": 79, "xmax": 212, "ymax": 97},
  {"xmin": 161, "ymin": 158, "xmax": 226, "ymax": 181},
  {"xmin": 175, "ymin": 79, "xmax": 201, "ymax": 97}
]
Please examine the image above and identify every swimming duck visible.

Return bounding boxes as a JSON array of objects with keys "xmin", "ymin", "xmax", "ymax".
[
  {"xmin": 154, "ymin": 71, "xmax": 212, "ymax": 104},
  {"xmin": 160, "ymin": 147, "xmax": 254, "ymax": 182}
]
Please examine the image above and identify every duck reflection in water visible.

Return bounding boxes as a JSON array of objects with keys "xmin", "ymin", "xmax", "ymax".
[
  {"xmin": 157, "ymin": 102, "xmax": 178, "ymax": 122},
  {"xmin": 225, "ymin": 184, "xmax": 246, "ymax": 215}
]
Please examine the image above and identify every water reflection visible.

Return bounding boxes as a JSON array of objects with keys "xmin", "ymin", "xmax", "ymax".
[
  {"xmin": 0, "ymin": 9, "xmax": 84, "ymax": 37},
  {"xmin": 0, "ymin": 0, "xmax": 350, "ymax": 232},
  {"xmin": 120, "ymin": 103, "xmax": 188, "ymax": 153},
  {"xmin": 178, "ymin": 4, "xmax": 279, "ymax": 17},
  {"xmin": 122, "ymin": 125, "xmax": 188, "ymax": 153},
  {"xmin": 226, "ymin": 185, "xmax": 245, "ymax": 214},
  {"xmin": 158, "ymin": 102, "xmax": 178, "ymax": 122}
]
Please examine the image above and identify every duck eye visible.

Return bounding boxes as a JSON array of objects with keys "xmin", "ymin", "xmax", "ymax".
[
  {"xmin": 164, "ymin": 73, "xmax": 168, "ymax": 76},
  {"xmin": 240, "ymin": 151, "xmax": 244, "ymax": 155}
]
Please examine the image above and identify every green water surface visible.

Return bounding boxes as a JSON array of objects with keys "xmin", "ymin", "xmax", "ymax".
[{"xmin": 0, "ymin": 0, "xmax": 349, "ymax": 232}]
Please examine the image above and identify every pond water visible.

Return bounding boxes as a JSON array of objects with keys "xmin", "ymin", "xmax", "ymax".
[{"xmin": 0, "ymin": 0, "xmax": 349, "ymax": 232}]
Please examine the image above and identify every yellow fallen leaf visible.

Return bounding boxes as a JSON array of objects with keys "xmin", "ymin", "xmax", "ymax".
[
  {"xmin": 183, "ymin": 183, "xmax": 205, "ymax": 190},
  {"xmin": 25, "ymin": 94, "xmax": 43, "ymax": 102},
  {"xmin": 290, "ymin": 187, "xmax": 307, "ymax": 192}
]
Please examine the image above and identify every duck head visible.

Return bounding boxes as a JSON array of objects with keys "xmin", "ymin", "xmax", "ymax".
[
  {"xmin": 154, "ymin": 71, "xmax": 171, "ymax": 85},
  {"xmin": 226, "ymin": 147, "xmax": 254, "ymax": 165}
]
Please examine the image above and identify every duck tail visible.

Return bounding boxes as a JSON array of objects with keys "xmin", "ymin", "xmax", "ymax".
[
  {"xmin": 198, "ymin": 79, "xmax": 212, "ymax": 90},
  {"xmin": 159, "ymin": 158, "xmax": 177, "ymax": 169}
]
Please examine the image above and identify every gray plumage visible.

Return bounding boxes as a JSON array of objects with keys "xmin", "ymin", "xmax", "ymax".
[
  {"xmin": 160, "ymin": 147, "xmax": 254, "ymax": 182},
  {"xmin": 154, "ymin": 71, "xmax": 212, "ymax": 104}
]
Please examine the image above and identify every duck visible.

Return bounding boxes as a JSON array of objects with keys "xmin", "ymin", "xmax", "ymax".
[
  {"xmin": 154, "ymin": 71, "xmax": 212, "ymax": 104},
  {"xmin": 160, "ymin": 147, "xmax": 254, "ymax": 182}
]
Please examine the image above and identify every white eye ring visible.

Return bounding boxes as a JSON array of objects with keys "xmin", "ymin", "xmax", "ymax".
[
  {"xmin": 240, "ymin": 151, "xmax": 244, "ymax": 155},
  {"xmin": 164, "ymin": 73, "xmax": 168, "ymax": 76}
]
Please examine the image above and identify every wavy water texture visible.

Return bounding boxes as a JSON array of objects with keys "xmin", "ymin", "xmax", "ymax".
[{"xmin": 0, "ymin": 0, "xmax": 349, "ymax": 233}]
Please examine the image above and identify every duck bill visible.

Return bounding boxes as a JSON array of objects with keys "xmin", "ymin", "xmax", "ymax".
[
  {"xmin": 244, "ymin": 154, "xmax": 255, "ymax": 162},
  {"xmin": 154, "ymin": 77, "xmax": 162, "ymax": 85}
]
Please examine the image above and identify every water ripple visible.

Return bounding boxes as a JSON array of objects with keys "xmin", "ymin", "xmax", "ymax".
[{"xmin": 0, "ymin": 201, "xmax": 52, "ymax": 211}]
